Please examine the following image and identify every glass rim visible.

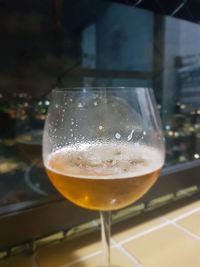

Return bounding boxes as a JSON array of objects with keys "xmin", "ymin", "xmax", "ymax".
[{"xmin": 52, "ymin": 86, "xmax": 153, "ymax": 92}]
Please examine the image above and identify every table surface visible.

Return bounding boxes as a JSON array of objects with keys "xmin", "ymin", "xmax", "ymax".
[{"xmin": 1, "ymin": 196, "xmax": 200, "ymax": 267}]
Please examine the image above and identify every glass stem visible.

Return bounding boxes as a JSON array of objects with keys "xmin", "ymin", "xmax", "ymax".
[{"xmin": 100, "ymin": 211, "xmax": 111, "ymax": 267}]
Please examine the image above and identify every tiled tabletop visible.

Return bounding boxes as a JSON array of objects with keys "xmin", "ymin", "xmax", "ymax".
[{"xmin": 1, "ymin": 197, "xmax": 200, "ymax": 267}]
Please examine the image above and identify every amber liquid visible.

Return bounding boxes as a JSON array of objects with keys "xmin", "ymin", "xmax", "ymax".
[{"xmin": 45, "ymin": 143, "xmax": 163, "ymax": 211}]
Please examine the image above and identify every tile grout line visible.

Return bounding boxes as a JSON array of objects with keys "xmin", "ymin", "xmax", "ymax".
[
  {"xmin": 119, "ymin": 220, "xmax": 170, "ymax": 245},
  {"xmin": 119, "ymin": 205, "xmax": 200, "ymax": 245},
  {"xmin": 111, "ymin": 238, "xmax": 144, "ymax": 267},
  {"xmin": 60, "ymin": 242, "xmax": 123, "ymax": 267},
  {"xmin": 163, "ymin": 216, "xmax": 200, "ymax": 241},
  {"xmin": 174, "ymin": 222, "xmax": 200, "ymax": 241},
  {"xmin": 60, "ymin": 204, "xmax": 200, "ymax": 267},
  {"xmin": 172, "ymin": 206, "xmax": 200, "ymax": 222},
  {"xmin": 60, "ymin": 239, "xmax": 143, "ymax": 267}
]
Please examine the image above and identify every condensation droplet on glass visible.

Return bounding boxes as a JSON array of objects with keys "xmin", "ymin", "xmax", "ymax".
[
  {"xmin": 71, "ymin": 121, "xmax": 74, "ymax": 125},
  {"xmin": 115, "ymin": 133, "xmax": 121, "ymax": 139},
  {"xmin": 82, "ymin": 136, "xmax": 85, "ymax": 140},
  {"xmin": 64, "ymin": 136, "xmax": 67, "ymax": 139},
  {"xmin": 70, "ymin": 98, "xmax": 73, "ymax": 102},
  {"xmin": 70, "ymin": 128, "xmax": 73, "ymax": 132},
  {"xmin": 128, "ymin": 129, "xmax": 134, "ymax": 141},
  {"xmin": 99, "ymin": 125, "xmax": 103, "ymax": 131},
  {"xmin": 55, "ymin": 104, "xmax": 59, "ymax": 108},
  {"xmin": 74, "ymin": 137, "xmax": 77, "ymax": 141},
  {"xmin": 143, "ymin": 131, "xmax": 146, "ymax": 135},
  {"xmin": 71, "ymin": 133, "xmax": 74, "ymax": 137},
  {"xmin": 77, "ymin": 102, "xmax": 83, "ymax": 108},
  {"xmin": 93, "ymin": 101, "xmax": 98, "ymax": 106}
]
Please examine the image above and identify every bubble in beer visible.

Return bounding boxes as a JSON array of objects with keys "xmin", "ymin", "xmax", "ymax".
[{"xmin": 111, "ymin": 199, "xmax": 117, "ymax": 204}]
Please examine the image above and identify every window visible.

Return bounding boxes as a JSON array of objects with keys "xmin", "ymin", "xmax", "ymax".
[{"xmin": 1, "ymin": 0, "xmax": 200, "ymax": 250}]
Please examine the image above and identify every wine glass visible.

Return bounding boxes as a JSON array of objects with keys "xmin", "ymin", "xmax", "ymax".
[{"xmin": 43, "ymin": 87, "xmax": 165, "ymax": 267}]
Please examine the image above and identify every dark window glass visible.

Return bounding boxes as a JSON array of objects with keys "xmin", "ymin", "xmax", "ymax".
[{"xmin": 0, "ymin": 0, "xmax": 200, "ymax": 211}]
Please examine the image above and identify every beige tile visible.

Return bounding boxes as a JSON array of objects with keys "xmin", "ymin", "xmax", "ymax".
[
  {"xmin": 0, "ymin": 254, "xmax": 37, "ymax": 267},
  {"xmin": 112, "ymin": 213, "xmax": 165, "ymax": 242},
  {"xmin": 70, "ymin": 248, "xmax": 137, "ymax": 267},
  {"xmin": 164, "ymin": 199, "xmax": 200, "ymax": 220},
  {"xmin": 37, "ymin": 231, "xmax": 101, "ymax": 267},
  {"xmin": 178, "ymin": 210, "xmax": 200, "ymax": 236},
  {"xmin": 124, "ymin": 225, "xmax": 200, "ymax": 267}
]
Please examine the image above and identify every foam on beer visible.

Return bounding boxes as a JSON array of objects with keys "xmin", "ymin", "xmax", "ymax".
[{"xmin": 45, "ymin": 142, "xmax": 164, "ymax": 179}]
